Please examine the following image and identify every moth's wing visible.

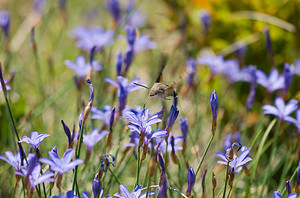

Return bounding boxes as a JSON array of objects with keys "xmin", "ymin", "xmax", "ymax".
[{"xmin": 155, "ymin": 54, "xmax": 168, "ymax": 83}]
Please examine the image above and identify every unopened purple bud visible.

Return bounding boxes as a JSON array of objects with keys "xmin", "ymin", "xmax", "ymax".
[
  {"xmin": 236, "ymin": 44, "xmax": 247, "ymax": 61},
  {"xmin": 265, "ymin": 28, "xmax": 272, "ymax": 56},
  {"xmin": 118, "ymin": 84, "xmax": 127, "ymax": 113},
  {"xmin": 247, "ymin": 66, "xmax": 257, "ymax": 110},
  {"xmin": 158, "ymin": 153, "xmax": 165, "ymax": 171},
  {"xmin": 89, "ymin": 46, "xmax": 97, "ymax": 65},
  {"xmin": 115, "ymin": 51, "xmax": 123, "ymax": 76},
  {"xmin": 286, "ymin": 180, "xmax": 292, "ymax": 194},
  {"xmin": 92, "ymin": 173, "xmax": 101, "ymax": 198},
  {"xmin": 109, "ymin": 108, "xmax": 115, "ymax": 132},
  {"xmin": 210, "ymin": 90, "xmax": 218, "ymax": 121},
  {"xmin": 186, "ymin": 167, "xmax": 196, "ymax": 194},
  {"xmin": 179, "ymin": 118, "xmax": 188, "ymax": 140},
  {"xmin": 0, "ymin": 10, "xmax": 10, "ymax": 38},
  {"xmin": 166, "ymin": 105, "xmax": 179, "ymax": 130},
  {"xmin": 61, "ymin": 120, "xmax": 72, "ymax": 146},
  {"xmin": 124, "ymin": 47, "xmax": 134, "ymax": 75},
  {"xmin": 126, "ymin": 27, "xmax": 136, "ymax": 47},
  {"xmin": 170, "ymin": 136, "xmax": 175, "ymax": 154},
  {"xmin": 107, "ymin": 0, "xmax": 120, "ymax": 23},
  {"xmin": 202, "ymin": 169, "xmax": 207, "ymax": 196},
  {"xmin": 87, "ymin": 79, "xmax": 94, "ymax": 103},
  {"xmin": 58, "ymin": 0, "xmax": 67, "ymax": 11},
  {"xmin": 186, "ymin": 58, "xmax": 196, "ymax": 87},
  {"xmin": 199, "ymin": 10, "xmax": 211, "ymax": 33},
  {"xmin": 297, "ymin": 161, "xmax": 300, "ymax": 186},
  {"xmin": 283, "ymin": 63, "xmax": 293, "ymax": 92},
  {"xmin": 157, "ymin": 171, "xmax": 167, "ymax": 198}
]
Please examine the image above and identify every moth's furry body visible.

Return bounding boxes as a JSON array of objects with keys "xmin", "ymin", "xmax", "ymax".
[{"xmin": 149, "ymin": 83, "xmax": 175, "ymax": 98}]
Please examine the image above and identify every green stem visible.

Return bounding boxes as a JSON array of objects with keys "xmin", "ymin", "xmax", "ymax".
[
  {"xmin": 227, "ymin": 187, "xmax": 232, "ymax": 198},
  {"xmin": 108, "ymin": 167, "xmax": 121, "ymax": 185},
  {"xmin": 72, "ymin": 122, "xmax": 85, "ymax": 194},
  {"xmin": 222, "ymin": 162, "xmax": 229, "ymax": 198},
  {"xmin": 135, "ymin": 147, "xmax": 141, "ymax": 186},
  {"xmin": 195, "ymin": 135, "xmax": 214, "ymax": 176}
]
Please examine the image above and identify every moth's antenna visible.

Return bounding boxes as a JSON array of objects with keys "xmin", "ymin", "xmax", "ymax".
[
  {"xmin": 155, "ymin": 54, "xmax": 168, "ymax": 83},
  {"xmin": 133, "ymin": 82, "xmax": 149, "ymax": 89}
]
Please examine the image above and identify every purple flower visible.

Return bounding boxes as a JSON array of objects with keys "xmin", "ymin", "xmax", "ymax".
[
  {"xmin": 197, "ymin": 54, "xmax": 226, "ymax": 75},
  {"xmin": 114, "ymin": 184, "xmax": 154, "ymax": 198},
  {"xmin": 199, "ymin": 9, "xmax": 211, "ymax": 33},
  {"xmin": 0, "ymin": 78, "xmax": 11, "ymax": 92},
  {"xmin": 83, "ymin": 129, "xmax": 108, "ymax": 150},
  {"xmin": 0, "ymin": 10, "xmax": 10, "ymax": 37},
  {"xmin": 61, "ymin": 120, "xmax": 75, "ymax": 148},
  {"xmin": 107, "ymin": 0, "xmax": 121, "ymax": 23},
  {"xmin": 133, "ymin": 35, "xmax": 156, "ymax": 53},
  {"xmin": 65, "ymin": 56, "xmax": 102, "ymax": 78},
  {"xmin": 49, "ymin": 190, "xmax": 76, "ymax": 198},
  {"xmin": 256, "ymin": 69, "xmax": 285, "ymax": 93},
  {"xmin": 124, "ymin": 47, "xmax": 134, "ymax": 75},
  {"xmin": 166, "ymin": 105, "xmax": 179, "ymax": 131},
  {"xmin": 126, "ymin": 26, "xmax": 136, "ymax": 47},
  {"xmin": 91, "ymin": 105, "xmax": 113, "ymax": 127},
  {"xmin": 272, "ymin": 190, "xmax": 297, "ymax": 198},
  {"xmin": 70, "ymin": 26, "xmax": 114, "ymax": 52},
  {"xmin": 186, "ymin": 167, "xmax": 196, "ymax": 195},
  {"xmin": 33, "ymin": 0, "xmax": 46, "ymax": 14},
  {"xmin": 215, "ymin": 146, "xmax": 252, "ymax": 174},
  {"xmin": 156, "ymin": 134, "xmax": 183, "ymax": 153},
  {"xmin": 235, "ymin": 44, "xmax": 247, "ymax": 62},
  {"xmin": 179, "ymin": 117, "xmax": 188, "ymax": 141},
  {"xmin": 39, "ymin": 148, "xmax": 83, "ymax": 175},
  {"xmin": 92, "ymin": 173, "xmax": 104, "ymax": 198},
  {"xmin": 0, "ymin": 150, "xmax": 26, "ymax": 175},
  {"xmin": 283, "ymin": 63, "xmax": 293, "ymax": 92},
  {"xmin": 157, "ymin": 170, "xmax": 167, "ymax": 198},
  {"xmin": 223, "ymin": 134, "xmax": 232, "ymax": 152},
  {"xmin": 115, "ymin": 51, "xmax": 123, "ymax": 76},
  {"xmin": 186, "ymin": 59, "xmax": 196, "ymax": 87},
  {"xmin": 19, "ymin": 131, "xmax": 50, "ymax": 150},
  {"xmin": 265, "ymin": 27, "xmax": 274, "ymax": 65},
  {"xmin": 293, "ymin": 59, "xmax": 300, "ymax": 76},
  {"xmin": 126, "ymin": 9, "xmax": 146, "ymax": 28},
  {"xmin": 262, "ymin": 97, "xmax": 298, "ymax": 123},
  {"xmin": 125, "ymin": 108, "xmax": 162, "ymax": 135},
  {"xmin": 210, "ymin": 90, "xmax": 218, "ymax": 121},
  {"xmin": 19, "ymin": 154, "xmax": 54, "ymax": 190}
]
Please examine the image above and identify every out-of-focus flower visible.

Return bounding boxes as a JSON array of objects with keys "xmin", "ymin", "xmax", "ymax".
[
  {"xmin": 126, "ymin": 9, "xmax": 146, "ymax": 28},
  {"xmin": 283, "ymin": 63, "xmax": 293, "ymax": 93},
  {"xmin": 114, "ymin": 184, "xmax": 154, "ymax": 198},
  {"xmin": 33, "ymin": 0, "xmax": 46, "ymax": 14},
  {"xmin": 0, "ymin": 150, "xmax": 26, "ymax": 175},
  {"xmin": 215, "ymin": 145, "xmax": 252, "ymax": 174},
  {"xmin": 293, "ymin": 59, "xmax": 300, "ymax": 76},
  {"xmin": 179, "ymin": 117, "xmax": 188, "ymax": 142},
  {"xmin": 186, "ymin": 59, "xmax": 196, "ymax": 87},
  {"xmin": 115, "ymin": 51, "xmax": 123, "ymax": 76},
  {"xmin": 107, "ymin": 0, "xmax": 121, "ymax": 23},
  {"xmin": 186, "ymin": 167, "xmax": 195, "ymax": 195},
  {"xmin": 0, "ymin": 78, "xmax": 11, "ymax": 92},
  {"xmin": 197, "ymin": 54, "xmax": 226, "ymax": 75},
  {"xmin": 291, "ymin": 110, "xmax": 300, "ymax": 132},
  {"xmin": 265, "ymin": 27, "xmax": 274, "ymax": 67},
  {"xmin": 272, "ymin": 190, "xmax": 297, "ymax": 198},
  {"xmin": 49, "ymin": 190, "xmax": 76, "ymax": 198},
  {"xmin": 199, "ymin": 9, "xmax": 211, "ymax": 33},
  {"xmin": 246, "ymin": 66, "xmax": 257, "ymax": 110},
  {"xmin": 126, "ymin": 26, "xmax": 136, "ymax": 47},
  {"xmin": 0, "ymin": 10, "xmax": 10, "ymax": 38},
  {"xmin": 83, "ymin": 129, "xmax": 108, "ymax": 151},
  {"xmin": 256, "ymin": 69, "xmax": 285, "ymax": 93},
  {"xmin": 39, "ymin": 148, "xmax": 83, "ymax": 176},
  {"xmin": 223, "ymin": 132, "xmax": 241, "ymax": 152},
  {"xmin": 70, "ymin": 26, "xmax": 114, "ymax": 52},
  {"xmin": 235, "ymin": 44, "xmax": 247, "ymax": 64},
  {"xmin": 156, "ymin": 134, "xmax": 183, "ymax": 154},
  {"xmin": 262, "ymin": 97, "xmax": 298, "ymax": 123},
  {"xmin": 124, "ymin": 47, "xmax": 134, "ymax": 75},
  {"xmin": 19, "ymin": 131, "xmax": 50, "ymax": 150},
  {"xmin": 65, "ymin": 56, "xmax": 102, "ymax": 78},
  {"xmin": 91, "ymin": 105, "xmax": 113, "ymax": 128},
  {"xmin": 133, "ymin": 35, "xmax": 156, "ymax": 52}
]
